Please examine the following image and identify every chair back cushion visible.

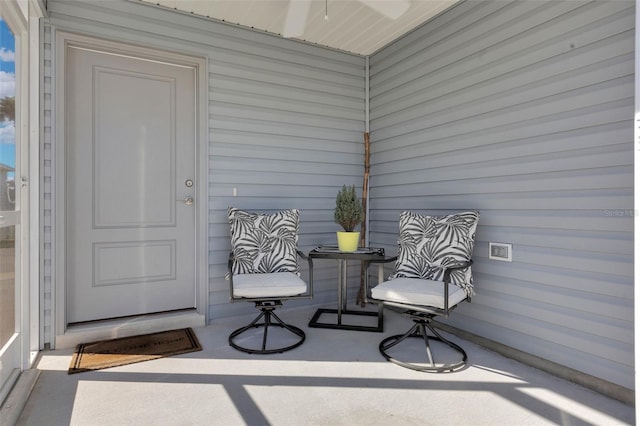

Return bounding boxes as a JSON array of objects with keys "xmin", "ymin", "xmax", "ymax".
[
  {"xmin": 228, "ymin": 207, "xmax": 300, "ymax": 275},
  {"xmin": 390, "ymin": 210, "xmax": 479, "ymax": 297}
]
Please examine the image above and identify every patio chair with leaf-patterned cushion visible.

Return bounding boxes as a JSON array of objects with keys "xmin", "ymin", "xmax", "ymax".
[
  {"xmin": 227, "ymin": 207, "xmax": 313, "ymax": 354},
  {"xmin": 370, "ymin": 210, "xmax": 479, "ymax": 372}
]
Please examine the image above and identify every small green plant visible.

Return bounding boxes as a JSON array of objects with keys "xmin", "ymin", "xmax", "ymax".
[{"xmin": 334, "ymin": 185, "xmax": 364, "ymax": 232}]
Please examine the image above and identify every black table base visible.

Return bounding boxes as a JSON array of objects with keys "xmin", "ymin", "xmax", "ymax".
[
  {"xmin": 307, "ymin": 245, "xmax": 386, "ymax": 333},
  {"xmin": 309, "ymin": 306, "xmax": 383, "ymax": 332}
]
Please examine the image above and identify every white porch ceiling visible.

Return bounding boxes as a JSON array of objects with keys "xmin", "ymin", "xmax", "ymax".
[{"xmin": 136, "ymin": 0, "xmax": 460, "ymax": 55}]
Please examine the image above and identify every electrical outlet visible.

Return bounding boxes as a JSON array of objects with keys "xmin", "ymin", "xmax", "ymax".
[{"xmin": 489, "ymin": 242, "xmax": 512, "ymax": 262}]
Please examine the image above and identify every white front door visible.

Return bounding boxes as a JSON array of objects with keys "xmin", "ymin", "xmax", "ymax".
[{"xmin": 65, "ymin": 43, "xmax": 197, "ymax": 324}]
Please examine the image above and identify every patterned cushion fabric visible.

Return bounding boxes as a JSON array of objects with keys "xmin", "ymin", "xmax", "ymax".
[
  {"xmin": 390, "ymin": 210, "xmax": 479, "ymax": 297},
  {"xmin": 228, "ymin": 207, "xmax": 300, "ymax": 275}
]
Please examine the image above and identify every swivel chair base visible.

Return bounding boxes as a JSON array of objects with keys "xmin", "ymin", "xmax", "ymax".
[
  {"xmin": 380, "ymin": 312, "xmax": 467, "ymax": 372},
  {"xmin": 229, "ymin": 301, "xmax": 305, "ymax": 354}
]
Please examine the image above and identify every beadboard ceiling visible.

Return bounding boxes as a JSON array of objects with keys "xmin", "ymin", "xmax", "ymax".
[{"xmin": 136, "ymin": 0, "xmax": 460, "ymax": 55}]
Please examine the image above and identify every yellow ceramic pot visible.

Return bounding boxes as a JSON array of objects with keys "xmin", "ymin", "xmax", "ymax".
[{"xmin": 336, "ymin": 231, "xmax": 360, "ymax": 252}]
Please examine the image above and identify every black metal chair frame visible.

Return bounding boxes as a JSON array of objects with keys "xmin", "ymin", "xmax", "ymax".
[
  {"xmin": 370, "ymin": 257, "xmax": 472, "ymax": 372},
  {"xmin": 228, "ymin": 250, "xmax": 313, "ymax": 354}
]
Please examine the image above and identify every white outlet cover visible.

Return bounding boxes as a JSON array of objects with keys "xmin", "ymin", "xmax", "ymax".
[{"xmin": 489, "ymin": 242, "xmax": 512, "ymax": 262}]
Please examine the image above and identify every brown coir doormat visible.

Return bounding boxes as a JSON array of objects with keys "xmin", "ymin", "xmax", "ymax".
[{"xmin": 68, "ymin": 327, "xmax": 202, "ymax": 374}]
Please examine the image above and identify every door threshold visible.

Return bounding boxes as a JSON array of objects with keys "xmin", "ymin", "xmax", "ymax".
[{"xmin": 55, "ymin": 309, "xmax": 205, "ymax": 349}]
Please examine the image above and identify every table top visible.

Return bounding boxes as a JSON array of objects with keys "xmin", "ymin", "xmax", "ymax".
[{"xmin": 309, "ymin": 245, "xmax": 385, "ymax": 260}]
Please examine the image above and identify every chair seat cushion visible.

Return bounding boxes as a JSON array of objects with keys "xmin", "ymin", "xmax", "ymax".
[
  {"xmin": 232, "ymin": 272, "xmax": 307, "ymax": 298},
  {"xmin": 371, "ymin": 277, "xmax": 467, "ymax": 310}
]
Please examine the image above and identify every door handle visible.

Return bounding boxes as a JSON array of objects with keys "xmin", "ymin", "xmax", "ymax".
[{"xmin": 184, "ymin": 197, "xmax": 194, "ymax": 206}]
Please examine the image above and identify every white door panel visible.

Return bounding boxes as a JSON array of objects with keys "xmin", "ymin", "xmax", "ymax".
[
  {"xmin": 93, "ymin": 68, "xmax": 177, "ymax": 228},
  {"xmin": 66, "ymin": 46, "xmax": 196, "ymax": 324}
]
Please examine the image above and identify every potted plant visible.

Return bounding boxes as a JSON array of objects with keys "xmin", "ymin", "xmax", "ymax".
[{"xmin": 334, "ymin": 184, "xmax": 364, "ymax": 252}]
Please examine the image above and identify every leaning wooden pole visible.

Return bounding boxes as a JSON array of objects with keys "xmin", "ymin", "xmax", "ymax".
[{"xmin": 357, "ymin": 131, "xmax": 371, "ymax": 307}]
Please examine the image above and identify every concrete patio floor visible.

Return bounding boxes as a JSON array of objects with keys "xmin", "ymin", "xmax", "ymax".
[{"xmin": 14, "ymin": 306, "xmax": 635, "ymax": 425}]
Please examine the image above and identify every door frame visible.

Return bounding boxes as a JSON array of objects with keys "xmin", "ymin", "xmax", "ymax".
[
  {"xmin": 53, "ymin": 31, "xmax": 208, "ymax": 347},
  {"xmin": 0, "ymin": 0, "xmax": 43, "ymax": 406}
]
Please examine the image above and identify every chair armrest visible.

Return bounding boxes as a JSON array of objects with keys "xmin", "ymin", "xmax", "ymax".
[
  {"xmin": 368, "ymin": 256, "xmax": 397, "ymax": 285},
  {"xmin": 228, "ymin": 252, "xmax": 236, "ymax": 300},
  {"xmin": 442, "ymin": 259, "xmax": 473, "ymax": 316},
  {"xmin": 297, "ymin": 250, "xmax": 314, "ymax": 297},
  {"xmin": 442, "ymin": 260, "xmax": 473, "ymax": 284}
]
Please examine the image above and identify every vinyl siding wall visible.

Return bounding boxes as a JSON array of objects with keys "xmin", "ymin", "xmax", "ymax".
[
  {"xmin": 41, "ymin": 0, "xmax": 365, "ymax": 341},
  {"xmin": 369, "ymin": 0, "xmax": 634, "ymax": 391}
]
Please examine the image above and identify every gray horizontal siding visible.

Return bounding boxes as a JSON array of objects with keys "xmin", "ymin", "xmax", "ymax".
[
  {"xmin": 42, "ymin": 0, "xmax": 366, "ymax": 333},
  {"xmin": 205, "ymin": 15, "xmax": 366, "ymax": 315},
  {"xmin": 369, "ymin": 0, "xmax": 634, "ymax": 391}
]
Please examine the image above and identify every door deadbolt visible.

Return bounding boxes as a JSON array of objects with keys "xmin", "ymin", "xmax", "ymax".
[{"xmin": 185, "ymin": 179, "xmax": 194, "ymax": 188}]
